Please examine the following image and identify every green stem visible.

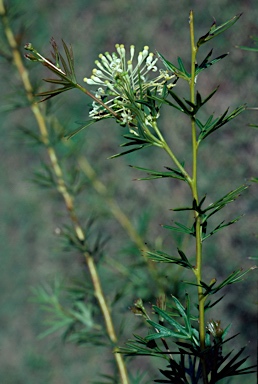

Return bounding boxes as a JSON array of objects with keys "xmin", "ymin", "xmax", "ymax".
[
  {"xmin": 189, "ymin": 10, "xmax": 208, "ymax": 384},
  {"xmin": 75, "ymin": 82, "xmax": 120, "ymax": 119},
  {"xmin": 162, "ymin": 141, "xmax": 192, "ymax": 185},
  {"xmin": 148, "ymin": 121, "xmax": 192, "ymax": 184}
]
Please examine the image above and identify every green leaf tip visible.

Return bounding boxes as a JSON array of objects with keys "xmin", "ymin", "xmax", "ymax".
[{"xmin": 197, "ymin": 13, "xmax": 242, "ymax": 47}]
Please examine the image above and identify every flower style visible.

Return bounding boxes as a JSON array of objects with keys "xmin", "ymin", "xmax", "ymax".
[{"xmin": 83, "ymin": 44, "xmax": 176, "ymax": 126}]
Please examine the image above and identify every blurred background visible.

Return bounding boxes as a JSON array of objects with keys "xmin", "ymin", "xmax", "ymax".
[{"xmin": 0, "ymin": 0, "xmax": 257, "ymax": 383}]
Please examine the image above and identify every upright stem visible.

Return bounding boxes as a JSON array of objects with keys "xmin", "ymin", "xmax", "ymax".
[
  {"xmin": 189, "ymin": 11, "xmax": 208, "ymax": 383},
  {"xmin": 0, "ymin": 3, "xmax": 129, "ymax": 383}
]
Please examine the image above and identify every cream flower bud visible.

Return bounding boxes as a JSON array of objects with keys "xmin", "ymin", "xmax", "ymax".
[{"xmin": 130, "ymin": 45, "xmax": 135, "ymax": 61}]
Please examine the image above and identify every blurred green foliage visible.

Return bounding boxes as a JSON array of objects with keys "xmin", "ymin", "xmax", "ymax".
[{"xmin": 0, "ymin": 0, "xmax": 257, "ymax": 383}]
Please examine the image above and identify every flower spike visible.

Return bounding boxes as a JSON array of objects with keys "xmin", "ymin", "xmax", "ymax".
[{"xmin": 83, "ymin": 43, "xmax": 176, "ymax": 126}]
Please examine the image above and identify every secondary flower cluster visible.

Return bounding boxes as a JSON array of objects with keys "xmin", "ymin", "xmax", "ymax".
[{"xmin": 84, "ymin": 44, "xmax": 175, "ymax": 127}]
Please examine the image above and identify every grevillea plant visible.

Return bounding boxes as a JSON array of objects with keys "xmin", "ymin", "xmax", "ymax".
[{"xmin": 1, "ymin": 1, "xmax": 257, "ymax": 382}]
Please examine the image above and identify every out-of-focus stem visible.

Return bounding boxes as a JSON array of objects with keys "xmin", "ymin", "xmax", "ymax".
[
  {"xmin": 78, "ymin": 157, "xmax": 165, "ymax": 285},
  {"xmin": 79, "ymin": 157, "xmax": 148, "ymax": 253},
  {"xmin": 0, "ymin": 3, "xmax": 129, "ymax": 382}
]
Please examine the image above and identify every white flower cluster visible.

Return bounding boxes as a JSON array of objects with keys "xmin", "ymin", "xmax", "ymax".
[{"xmin": 84, "ymin": 44, "xmax": 175, "ymax": 125}]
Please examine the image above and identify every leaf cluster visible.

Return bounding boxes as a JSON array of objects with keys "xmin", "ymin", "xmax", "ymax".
[
  {"xmin": 32, "ymin": 160, "xmax": 88, "ymax": 196},
  {"xmin": 146, "ymin": 296, "xmax": 199, "ymax": 347},
  {"xmin": 196, "ymin": 14, "xmax": 242, "ymax": 47},
  {"xmin": 157, "ymin": 50, "xmax": 227, "ymax": 83},
  {"xmin": 154, "ymin": 14, "xmax": 246, "ymax": 148},
  {"xmin": 163, "ymin": 185, "xmax": 248, "ymax": 242},
  {"xmin": 129, "ymin": 165, "xmax": 187, "ymax": 182},
  {"xmin": 109, "ymin": 87, "xmax": 168, "ymax": 158},
  {"xmin": 155, "ymin": 344, "xmax": 256, "ymax": 383},
  {"xmin": 31, "ymin": 279, "xmax": 105, "ymax": 345},
  {"xmin": 24, "ymin": 39, "xmax": 77, "ymax": 101},
  {"xmin": 187, "ymin": 267, "xmax": 257, "ymax": 298},
  {"xmin": 147, "ymin": 248, "xmax": 193, "ymax": 270},
  {"xmin": 121, "ymin": 296, "xmax": 256, "ymax": 383},
  {"xmin": 151, "ymin": 84, "xmax": 246, "ymax": 145}
]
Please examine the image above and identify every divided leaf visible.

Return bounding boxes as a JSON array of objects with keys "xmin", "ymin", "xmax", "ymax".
[
  {"xmin": 200, "ymin": 267, "xmax": 257, "ymax": 296},
  {"xmin": 108, "ymin": 133, "xmax": 153, "ymax": 159},
  {"xmin": 202, "ymin": 215, "xmax": 242, "ymax": 241},
  {"xmin": 195, "ymin": 50, "xmax": 228, "ymax": 77},
  {"xmin": 146, "ymin": 296, "xmax": 198, "ymax": 347},
  {"xmin": 25, "ymin": 39, "xmax": 78, "ymax": 101},
  {"xmin": 202, "ymin": 185, "xmax": 248, "ymax": 216},
  {"xmin": 129, "ymin": 165, "xmax": 187, "ymax": 181},
  {"xmin": 147, "ymin": 248, "xmax": 193, "ymax": 269},
  {"xmin": 157, "ymin": 52, "xmax": 190, "ymax": 81},
  {"xmin": 184, "ymin": 87, "xmax": 219, "ymax": 115},
  {"xmin": 196, "ymin": 105, "xmax": 246, "ymax": 143},
  {"xmin": 163, "ymin": 222, "xmax": 196, "ymax": 237},
  {"xmin": 65, "ymin": 120, "xmax": 97, "ymax": 139},
  {"xmin": 197, "ymin": 14, "xmax": 242, "ymax": 47}
]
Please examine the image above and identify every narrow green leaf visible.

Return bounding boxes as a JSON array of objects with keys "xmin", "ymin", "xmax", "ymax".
[
  {"xmin": 202, "ymin": 215, "xmax": 242, "ymax": 241},
  {"xmin": 204, "ymin": 295, "xmax": 224, "ymax": 310},
  {"xmin": 108, "ymin": 143, "xmax": 152, "ymax": 159},
  {"xmin": 62, "ymin": 39, "xmax": 76, "ymax": 82},
  {"xmin": 153, "ymin": 307, "xmax": 186, "ymax": 333},
  {"xmin": 217, "ymin": 347, "xmax": 251, "ymax": 378},
  {"xmin": 184, "ymin": 88, "xmax": 219, "ymax": 115},
  {"xmin": 129, "ymin": 165, "xmax": 186, "ymax": 181},
  {"xmin": 122, "ymin": 134, "xmax": 150, "ymax": 144},
  {"xmin": 237, "ymin": 45, "xmax": 258, "ymax": 52},
  {"xmin": 36, "ymin": 85, "xmax": 75, "ymax": 102},
  {"xmin": 222, "ymin": 323, "xmax": 232, "ymax": 341},
  {"xmin": 198, "ymin": 49, "xmax": 213, "ymax": 67},
  {"xmin": 150, "ymin": 93, "xmax": 185, "ymax": 112},
  {"xmin": 38, "ymin": 318, "xmax": 73, "ymax": 339},
  {"xmin": 168, "ymin": 90, "xmax": 193, "ymax": 116},
  {"xmin": 59, "ymin": 52, "xmax": 70, "ymax": 77},
  {"xmin": 65, "ymin": 120, "xmax": 96, "ymax": 139},
  {"xmin": 177, "ymin": 57, "xmax": 190, "ymax": 77},
  {"xmin": 19, "ymin": 126, "xmax": 44, "ymax": 144},
  {"xmin": 146, "ymin": 320, "xmax": 189, "ymax": 340},
  {"xmin": 197, "ymin": 14, "xmax": 242, "ymax": 47},
  {"xmin": 201, "ymin": 86, "xmax": 219, "ymax": 106},
  {"xmin": 172, "ymin": 206, "xmax": 193, "ymax": 212},
  {"xmin": 195, "ymin": 53, "xmax": 228, "ymax": 76},
  {"xmin": 177, "ymin": 248, "xmax": 189, "ymax": 263},
  {"xmin": 203, "ymin": 185, "xmax": 248, "ymax": 215},
  {"xmin": 185, "ymin": 294, "xmax": 192, "ymax": 334},
  {"xmin": 147, "ymin": 249, "xmax": 192, "ymax": 269},
  {"xmin": 43, "ymin": 78, "xmax": 71, "ymax": 85},
  {"xmin": 198, "ymin": 104, "xmax": 246, "ymax": 142},
  {"xmin": 163, "ymin": 222, "xmax": 195, "ymax": 236},
  {"xmin": 209, "ymin": 267, "xmax": 257, "ymax": 294},
  {"xmin": 157, "ymin": 52, "xmax": 190, "ymax": 80},
  {"xmin": 171, "ymin": 296, "xmax": 187, "ymax": 322}
]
